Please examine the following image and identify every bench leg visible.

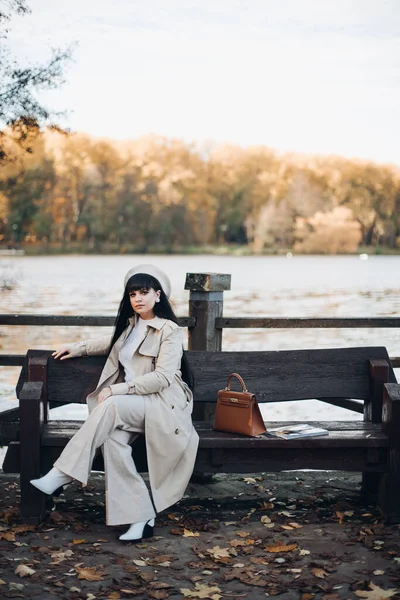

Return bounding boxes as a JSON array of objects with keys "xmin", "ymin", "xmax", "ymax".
[
  {"xmin": 20, "ymin": 471, "xmax": 47, "ymax": 524},
  {"xmin": 19, "ymin": 383, "xmax": 47, "ymax": 524},
  {"xmin": 361, "ymin": 472, "xmax": 382, "ymax": 502},
  {"xmin": 377, "ymin": 383, "xmax": 400, "ymax": 523},
  {"xmin": 377, "ymin": 452, "xmax": 400, "ymax": 523}
]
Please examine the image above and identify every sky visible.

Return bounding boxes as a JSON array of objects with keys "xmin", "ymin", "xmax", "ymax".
[{"xmin": 6, "ymin": 0, "xmax": 400, "ymax": 165}]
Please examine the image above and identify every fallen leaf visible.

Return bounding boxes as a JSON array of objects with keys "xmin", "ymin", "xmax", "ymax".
[
  {"xmin": 206, "ymin": 546, "xmax": 232, "ymax": 560},
  {"xmin": 229, "ymin": 539, "xmax": 248, "ymax": 547},
  {"xmin": 237, "ymin": 531, "xmax": 250, "ymax": 538},
  {"xmin": 261, "ymin": 516, "xmax": 272, "ymax": 524},
  {"xmin": 15, "ymin": 564, "xmax": 35, "ymax": 577},
  {"xmin": 133, "ymin": 559, "xmax": 148, "ymax": 566},
  {"xmin": 8, "ymin": 582, "xmax": 25, "ymax": 592},
  {"xmin": 373, "ymin": 570, "xmax": 385, "ymax": 576},
  {"xmin": 0, "ymin": 579, "xmax": 6, "ymax": 585},
  {"xmin": 336, "ymin": 511, "xmax": 345, "ymax": 524},
  {"xmin": 288, "ymin": 568, "xmax": 302, "ymax": 573},
  {"xmin": 312, "ymin": 568, "xmax": 329, "ymax": 579},
  {"xmin": 108, "ymin": 593, "xmax": 121, "ymax": 599},
  {"xmin": 75, "ymin": 566, "xmax": 105, "ymax": 581},
  {"xmin": 298, "ymin": 549, "xmax": 310, "ymax": 556},
  {"xmin": 265, "ymin": 543, "xmax": 297, "ymax": 553},
  {"xmin": 10, "ymin": 525, "xmax": 36, "ymax": 535},
  {"xmin": 87, "ymin": 595, "xmax": 96, "ymax": 600},
  {"xmin": 301, "ymin": 594, "xmax": 314, "ymax": 600},
  {"xmin": 72, "ymin": 539, "xmax": 87, "ymax": 545},
  {"xmin": 281, "ymin": 525, "xmax": 294, "ymax": 530},
  {"xmin": 183, "ymin": 529, "xmax": 200, "ymax": 537},
  {"xmin": 288, "ymin": 522, "xmax": 303, "ymax": 529},
  {"xmin": 50, "ymin": 549, "xmax": 74, "ymax": 564},
  {"xmin": 0, "ymin": 531, "xmax": 16, "ymax": 542},
  {"xmin": 180, "ymin": 582, "xmax": 222, "ymax": 599},
  {"xmin": 354, "ymin": 583, "xmax": 398, "ymax": 600}
]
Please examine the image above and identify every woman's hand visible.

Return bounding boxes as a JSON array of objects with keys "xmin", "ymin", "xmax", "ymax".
[
  {"xmin": 97, "ymin": 387, "xmax": 112, "ymax": 404},
  {"xmin": 52, "ymin": 344, "xmax": 80, "ymax": 360}
]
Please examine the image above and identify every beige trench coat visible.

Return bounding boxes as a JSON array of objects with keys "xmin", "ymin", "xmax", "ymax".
[{"xmin": 72, "ymin": 316, "xmax": 199, "ymax": 514}]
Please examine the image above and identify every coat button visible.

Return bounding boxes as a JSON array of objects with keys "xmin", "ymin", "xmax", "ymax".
[
  {"xmin": 171, "ymin": 405, "xmax": 175, "ymax": 409},
  {"xmin": 175, "ymin": 428, "xmax": 179, "ymax": 434}
]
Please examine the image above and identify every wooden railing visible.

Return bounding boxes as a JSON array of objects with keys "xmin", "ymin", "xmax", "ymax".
[
  {"xmin": 0, "ymin": 271, "xmax": 399, "ymax": 367},
  {"xmin": 0, "ymin": 271, "xmax": 399, "ymax": 446}
]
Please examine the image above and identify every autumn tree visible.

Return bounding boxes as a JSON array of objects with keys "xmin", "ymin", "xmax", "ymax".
[{"xmin": 0, "ymin": 0, "xmax": 72, "ymax": 162}]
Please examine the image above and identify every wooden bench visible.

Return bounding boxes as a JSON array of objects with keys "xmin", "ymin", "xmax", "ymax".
[{"xmin": 3, "ymin": 346, "xmax": 400, "ymax": 524}]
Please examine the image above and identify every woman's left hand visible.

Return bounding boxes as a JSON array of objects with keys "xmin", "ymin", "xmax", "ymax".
[{"xmin": 98, "ymin": 387, "xmax": 112, "ymax": 404}]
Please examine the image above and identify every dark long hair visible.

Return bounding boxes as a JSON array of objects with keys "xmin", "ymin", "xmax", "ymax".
[{"xmin": 109, "ymin": 273, "xmax": 194, "ymax": 391}]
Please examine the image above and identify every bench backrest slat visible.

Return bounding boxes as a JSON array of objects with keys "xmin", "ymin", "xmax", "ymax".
[
  {"xmin": 189, "ymin": 347, "xmax": 396, "ymax": 402},
  {"xmin": 18, "ymin": 346, "xmax": 397, "ymax": 406}
]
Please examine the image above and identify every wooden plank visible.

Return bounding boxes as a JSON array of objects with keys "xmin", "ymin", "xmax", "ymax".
[
  {"xmin": 188, "ymin": 347, "xmax": 397, "ymax": 404},
  {"xmin": 19, "ymin": 347, "xmax": 397, "ymax": 408},
  {"xmin": 194, "ymin": 447, "xmax": 387, "ymax": 473},
  {"xmin": 0, "ymin": 355, "xmax": 24, "ymax": 366},
  {"xmin": 194, "ymin": 420, "xmax": 380, "ymax": 431},
  {"xmin": 1, "ymin": 353, "xmax": 399, "ymax": 369},
  {"xmin": 217, "ymin": 317, "xmax": 400, "ymax": 329},
  {"xmin": 317, "ymin": 397, "xmax": 364, "ymax": 413},
  {"xmin": 198, "ymin": 430, "xmax": 389, "ymax": 449},
  {"xmin": 0, "ymin": 314, "xmax": 194, "ymax": 327},
  {"xmin": 39, "ymin": 421, "xmax": 389, "ymax": 449},
  {"xmin": 47, "ymin": 354, "xmax": 107, "ymax": 405}
]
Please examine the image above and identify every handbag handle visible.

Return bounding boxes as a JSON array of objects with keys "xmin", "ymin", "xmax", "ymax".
[{"xmin": 225, "ymin": 372, "xmax": 248, "ymax": 392}]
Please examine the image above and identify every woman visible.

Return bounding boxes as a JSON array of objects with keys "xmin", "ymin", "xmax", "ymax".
[{"xmin": 31, "ymin": 264, "xmax": 199, "ymax": 542}]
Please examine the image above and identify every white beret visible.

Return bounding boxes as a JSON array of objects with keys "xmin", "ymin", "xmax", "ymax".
[{"xmin": 123, "ymin": 263, "xmax": 172, "ymax": 297}]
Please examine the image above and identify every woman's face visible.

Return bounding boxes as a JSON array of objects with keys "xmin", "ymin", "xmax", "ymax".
[{"xmin": 129, "ymin": 287, "xmax": 160, "ymax": 320}]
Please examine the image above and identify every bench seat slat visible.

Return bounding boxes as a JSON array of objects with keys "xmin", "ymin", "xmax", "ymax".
[
  {"xmin": 41, "ymin": 421, "xmax": 389, "ymax": 449},
  {"xmin": 44, "ymin": 419, "xmax": 378, "ymax": 431}
]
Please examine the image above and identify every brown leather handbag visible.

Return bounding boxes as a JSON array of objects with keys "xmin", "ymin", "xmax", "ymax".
[{"xmin": 213, "ymin": 373, "xmax": 266, "ymax": 437}]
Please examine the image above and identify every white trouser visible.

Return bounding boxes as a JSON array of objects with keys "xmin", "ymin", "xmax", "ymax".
[{"xmin": 54, "ymin": 395, "xmax": 156, "ymax": 526}]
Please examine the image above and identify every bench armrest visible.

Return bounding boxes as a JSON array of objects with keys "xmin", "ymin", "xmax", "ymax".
[
  {"xmin": 19, "ymin": 380, "xmax": 47, "ymax": 437},
  {"xmin": 382, "ymin": 383, "xmax": 400, "ymax": 447}
]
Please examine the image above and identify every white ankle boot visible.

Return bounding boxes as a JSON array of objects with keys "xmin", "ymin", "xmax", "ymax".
[
  {"xmin": 30, "ymin": 467, "xmax": 73, "ymax": 495},
  {"xmin": 119, "ymin": 518, "xmax": 155, "ymax": 542}
]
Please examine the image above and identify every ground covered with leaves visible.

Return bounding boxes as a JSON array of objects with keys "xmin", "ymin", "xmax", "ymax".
[{"xmin": 0, "ymin": 472, "xmax": 399, "ymax": 600}]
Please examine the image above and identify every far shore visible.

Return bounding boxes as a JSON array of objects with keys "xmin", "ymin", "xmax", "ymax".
[{"xmin": 1, "ymin": 243, "xmax": 400, "ymax": 257}]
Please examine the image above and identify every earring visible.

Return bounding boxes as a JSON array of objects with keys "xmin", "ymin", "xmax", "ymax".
[{"xmin": 155, "ymin": 298, "xmax": 160, "ymax": 303}]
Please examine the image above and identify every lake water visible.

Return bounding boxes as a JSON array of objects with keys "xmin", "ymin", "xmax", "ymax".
[{"xmin": 0, "ymin": 254, "xmax": 399, "ymax": 447}]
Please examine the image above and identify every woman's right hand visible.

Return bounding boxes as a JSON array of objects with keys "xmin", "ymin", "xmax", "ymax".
[{"xmin": 52, "ymin": 344, "xmax": 80, "ymax": 360}]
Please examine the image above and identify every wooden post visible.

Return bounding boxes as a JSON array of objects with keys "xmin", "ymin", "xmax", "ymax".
[
  {"xmin": 185, "ymin": 273, "xmax": 231, "ymax": 352},
  {"xmin": 362, "ymin": 359, "xmax": 391, "ymax": 498},
  {"xmin": 377, "ymin": 383, "xmax": 400, "ymax": 522},
  {"xmin": 185, "ymin": 272, "xmax": 231, "ymax": 426}
]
